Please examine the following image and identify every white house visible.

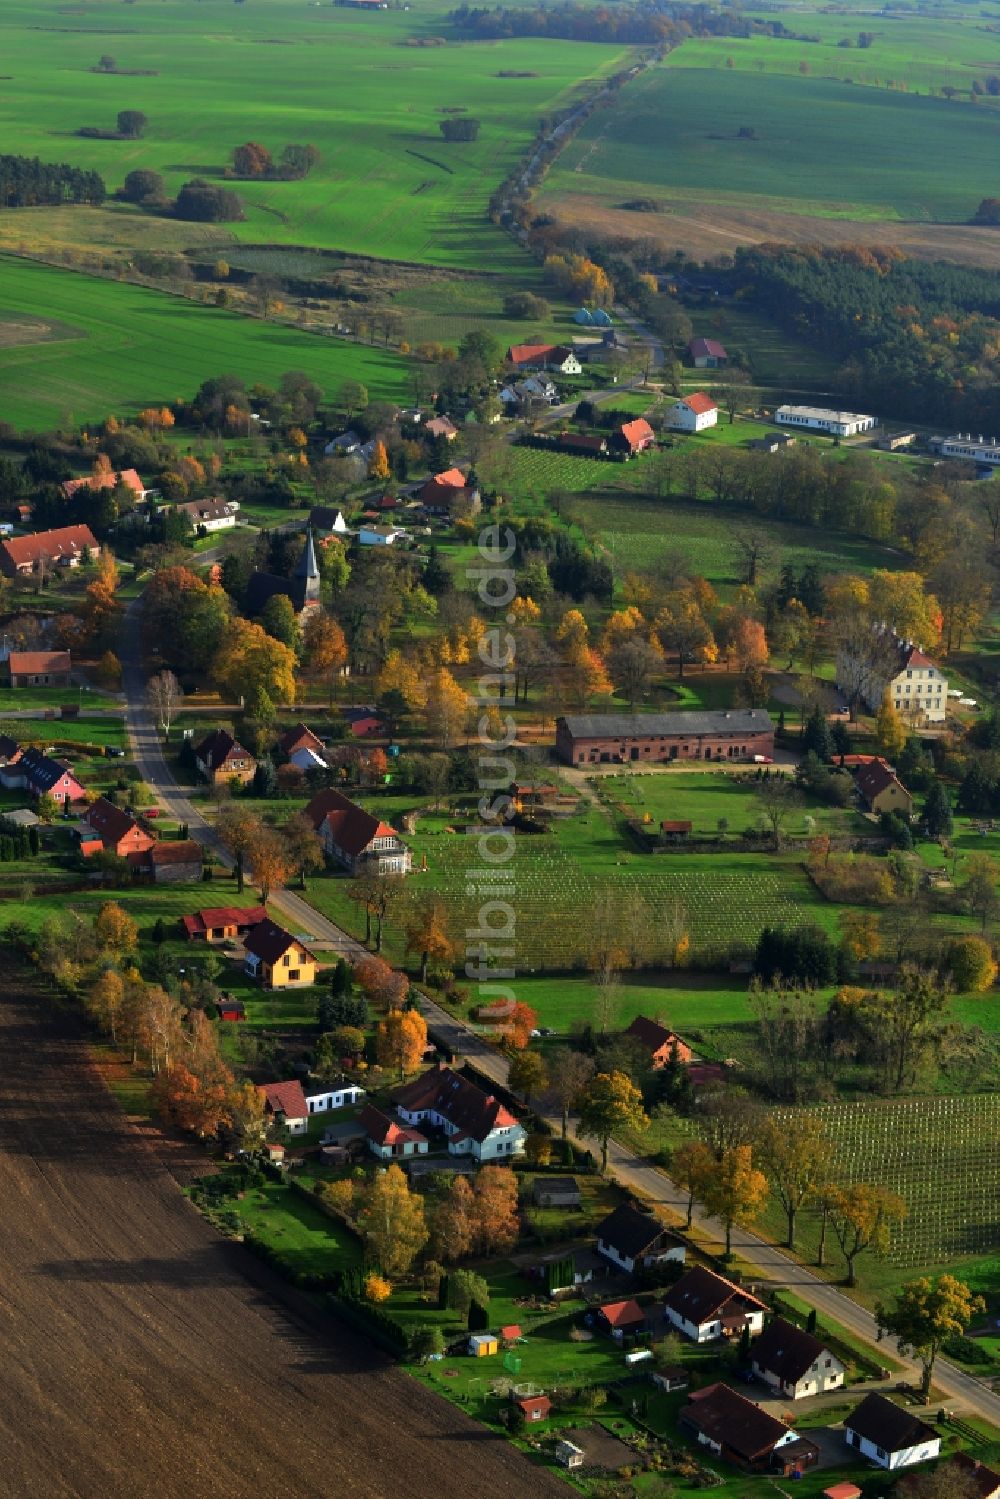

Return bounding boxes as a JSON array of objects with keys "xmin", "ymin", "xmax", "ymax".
[
  {"xmin": 663, "ymin": 1266, "xmax": 766, "ymax": 1343},
  {"xmin": 392, "ymin": 1063, "xmax": 525, "ymax": 1162},
  {"xmin": 303, "ymin": 1079, "xmax": 366, "ymax": 1115},
  {"xmin": 843, "ymin": 1393, "xmax": 941, "ymax": 1471},
  {"xmin": 358, "ymin": 523, "xmax": 404, "ymax": 547},
  {"xmin": 175, "ymin": 497, "xmax": 239, "ymax": 533},
  {"xmin": 934, "ymin": 434, "xmax": 1000, "ymax": 469},
  {"xmin": 666, "ymin": 393, "xmax": 718, "ymax": 432},
  {"xmin": 324, "ymin": 430, "xmax": 363, "ymax": 456},
  {"xmin": 775, "ymin": 405, "xmax": 877, "ymax": 438},
  {"xmin": 837, "ymin": 628, "xmax": 948, "ymax": 724},
  {"xmin": 547, "ymin": 347, "xmax": 582, "ymax": 375},
  {"xmin": 594, "ymin": 1203, "xmax": 686, "ymax": 1275},
  {"xmin": 750, "ymin": 1318, "xmax": 845, "ymax": 1400}
]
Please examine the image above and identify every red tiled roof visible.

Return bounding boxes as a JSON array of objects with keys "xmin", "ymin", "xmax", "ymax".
[
  {"xmin": 689, "ymin": 337, "xmax": 727, "ymax": 359},
  {"xmin": 855, "ymin": 757, "xmax": 909, "ymax": 804},
  {"xmin": 507, "ymin": 343, "xmax": 555, "ymax": 365},
  {"xmin": 180, "ymin": 904, "xmax": 267, "ymax": 937},
  {"xmin": 620, "ymin": 418, "xmax": 655, "ymax": 451},
  {"xmin": 304, "ymin": 788, "xmax": 401, "ymax": 858},
  {"xmin": 8, "ymin": 650, "xmax": 71, "ymax": 676},
  {"xmin": 500, "ymin": 1324, "xmax": 522, "ymax": 1340},
  {"xmin": 127, "ymin": 839, "xmax": 202, "ymax": 868},
  {"xmin": 259, "ymin": 1079, "xmax": 308, "ymax": 1121},
  {"xmin": 660, "ymin": 820, "xmax": 692, "ymax": 834},
  {"xmin": 517, "ymin": 1395, "xmax": 552, "ymax": 1418},
  {"xmin": 277, "ymin": 723, "xmax": 324, "ymax": 756},
  {"xmin": 358, "ymin": 1102, "xmax": 427, "ymax": 1149},
  {"xmin": 682, "ymin": 393, "xmax": 718, "ymax": 415},
  {"xmin": 391, "ymin": 1063, "xmax": 519, "ymax": 1144},
  {"xmin": 2, "ymin": 525, "xmax": 98, "ymax": 571},
  {"xmin": 244, "ymin": 918, "xmax": 316, "ymax": 966},
  {"xmin": 62, "ymin": 467, "xmax": 144, "ymax": 498},
  {"xmin": 424, "ymin": 416, "xmax": 458, "ymax": 437},
  {"xmin": 85, "ymin": 796, "xmax": 150, "ymax": 848},
  {"xmin": 599, "ymin": 1298, "xmax": 646, "ymax": 1330}
]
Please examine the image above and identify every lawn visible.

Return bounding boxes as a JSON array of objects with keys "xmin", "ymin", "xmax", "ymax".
[
  {"xmin": 222, "ymin": 1179, "xmax": 362, "ymax": 1277},
  {"xmin": 544, "ymin": 64, "xmax": 1000, "ymax": 224},
  {"xmin": 0, "ymin": 256, "xmax": 408, "ymax": 431},
  {"xmin": 598, "ymin": 769, "xmax": 870, "ymax": 838},
  {"xmin": 0, "ymin": 0, "xmax": 629, "ymax": 271}
]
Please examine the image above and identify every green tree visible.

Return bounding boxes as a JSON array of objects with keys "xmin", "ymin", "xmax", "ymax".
[
  {"xmin": 923, "ymin": 780, "xmax": 953, "ymax": 839},
  {"xmin": 507, "ymin": 1048, "xmax": 548, "ymax": 1102},
  {"xmin": 578, "ymin": 1070, "xmax": 648, "ymax": 1173},
  {"xmin": 876, "ymin": 1275, "xmax": 985, "ymax": 1397},
  {"xmin": 758, "ymin": 1113, "xmax": 831, "ymax": 1250}
]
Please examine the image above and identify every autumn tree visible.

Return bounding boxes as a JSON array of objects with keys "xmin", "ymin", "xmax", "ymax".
[
  {"xmin": 471, "ymin": 1165, "xmax": 519, "ymax": 1256},
  {"xmin": 430, "ymin": 1173, "xmax": 475, "ymax": 1263},
  {"xmin": 758, "ymin": 1113, "xmax": 832, "ymax": 1250},
  {"xmin": 506, "ymin": 1001, "xmax": 538, "ymax": 1051},
  {"xmin": 377, "ymin": 648, "xmax": 427, "ymax": 711},
  {"xmin": 827, "ymin": 1182, "xmax": 907, "ymax": 1286},
  {"xmin": 212, "ymin": 616, "xmax": 297, "ymax": 705},
  {"xmin": 244, "ymin": 822, "xmax": 290, "ymax": 903},
  {"xmin": 699, "ymin": 1144, "xmax": 769, "ymax": 1256},
  {"xmin": 147, "ymin": 669, "xmax": 183, "ymax": 737},
  {"xmin": 654, "ymin": 591, "xmax": 716, "ymax": 678},
  {"xmin": 754, "ymin": 777, "xmax": 801, "ymax": 848},
  {"xmin": 875, "ymin": 694, "xmax": 906, "ymax": 760},
  {"xmin": 424, "ymin": 666, "xmax": 469, "ymax": 747},
  {"xmin": 670, "ymin": 1139, "xmax": 716, "ymax": 1229},
  {"xmin": 545, "ymin": 1048, "xmax": 595, "ymax": 1137},
  {"xmin": 232, "ymin": 141, "xmax": 273, "ymax": 177},
  {"xmin": 283, "ymin": 811, "xmax": 323, "ymax": 890},
  {"xmin": 301, "ymin": 610, "xmax": 348, "ymax": 690},
  {"xmin": 86, "ymin": 967, "xmax": 125, "ymax": 1041},
  {"xmin": 358, "ymin": 1163, "xmax": 428, "ymax": 1277},
  {"xmin": 368, "ymin": 440, "xmax": 390, "ymax": 482},
  {"xmin": 405, "ymin": 898, "xmax": 454, "ymax": 982},
  {"xmin": 227, "ymin": 1080, "xmax": 267, "ymax": 1153},
  {"xmin": 94, "ymin": 901, "xmax": 138, "ymax": 956},
  {"xmin": 961, "ymin": 853, "xmax": 1000, "ymax": 933},
  {"xmin": 216, "ymin": 805, "xmax": 262, "ymax": 893},
  {"xmin": 876, "ymin": 1275, "xmax": 984, "ymax": 1397},
  {"xmin": 578, "ymin": 1070, "xmax": 649, "ymax": 1173},
  {"xmin": 507, "ymin": 1048, "xmax": 548, "ymax": 1102},
  {"xmin": 377, "ymin": 1006, "xmax": 428, "ymax": 1079}
]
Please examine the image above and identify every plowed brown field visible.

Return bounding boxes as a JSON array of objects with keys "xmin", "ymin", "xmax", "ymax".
[{"xmin": 0, "ymin": 979, "xmax": 562, "ymax": 1499}]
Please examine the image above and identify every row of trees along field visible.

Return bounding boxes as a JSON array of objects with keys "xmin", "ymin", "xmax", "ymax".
[
  {"xmin": 450, "ymin": 0, "xmax": 804, "ymax": 44},
  {"xmin": 0, "ymin": 153, "xmax": 105, "ymax": 207}
]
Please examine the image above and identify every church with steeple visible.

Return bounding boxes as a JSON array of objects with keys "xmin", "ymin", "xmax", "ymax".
[{"xmin": 244, "ymin": 528, "xmax": 322, "ymax": 621}]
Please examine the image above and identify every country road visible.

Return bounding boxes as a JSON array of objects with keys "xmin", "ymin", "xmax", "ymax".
[{"xmin": 120, "ymin": 596, "xmax": 1000, "ymax": 1428}]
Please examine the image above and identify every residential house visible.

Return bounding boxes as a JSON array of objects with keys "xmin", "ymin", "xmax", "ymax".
[
  {"xmin": 244, "ymin": 530, "xmax": 322, "ymax": 621},
  {"xmin": 324, "ymin": 430, "xmax": 363, "ymax": 456},
  {"xmin": 392, "ymin": 1062, "xmax": 526, "ymax": 1162},
  {"xmin": 855, "ymin": 758, "xmax": 914, "ymax": 818},
  {"xmin": 10, "ymin": 746, "xmax": 86, "ymax": 805},
  {"xmin": 303, "ymin": 1078, "xmax": 366, "ymax": 1114},
  {"xmin": 180, "ymin": 904, "xmax": 268, "ymax": 942},
  {"xmin": 359, "ymin": 1101, "xmax": 429, "ymax": 1159},
  {"xmin": 519, "ymin": 375, "xmax": 559, "ymax": 404},
  {"xmin": 595, "ymin": 1202, "xmax": 686, "ymax": 1275},
  {"xmin": 243, "ymin": 919, "xmax": 319, "ymax": 989},
  {"xmin": 532, "ymin": 1176, "xmax": 581, "ymax": 1209},
  {"xmin": 358, "ymin": 522, "xmax": 404, "ymax": 546},
  {"xmin": 290, "ymin": 745, "xmax": 327, "ymax": 775},
  {"xmin": 505, "ymin": 343, "xmax": 581, "ymax": 375},
  {"xmin": 175, "ymin": 497, "xmax": 239, "ymax": 533},
  {"xmin": 776, "ymin": 405, "xmax": 876, "ymax": 438},
  {"xmin": 417, "ymin": 467, "xmax": 481, "ymax": 516},
  {"xmin": 680, "ymin": 1384, "xmax": 819, "ymax": 1475},
  {"xmin": 515, "ymin": 1395, "xmax": 552, "ymax": 1423},
  {"xmin": 342, "ymin": 706, "xmax": 384, "ymax": 738},
  {"xmin": 836, "ymin": 629, "xmax": 948, "ymax": 724},
  {"xmin": 664, "ymin": 1266, "xmax": 766, "ymax": 1342},
  {"xmin": 304, "ymin": 788, "xmax": 411, "ymax": 875},
  {"xmin": 6, "ymin": 649, "xmax": 71, "ymax": 687},
  {"xmin": 665, "ymin": 394, "xmax": 718, "ymax": 433},
  {"xmin": 624, "ymin": 1015, "xmax": 693, "ymax": 1068},
  {"xmin": 614, "ymin": 418, "xmax": 656, "ymax": 457},
  {"xmin": 424, "ymin": 415, "xmax": 458, "ymax": 442},
  {"xmin": 596, "ymin": 1298, "xmax": 652, "ymax": 1341},
  {"xmin": 62, "ymin": 467, "xmax": 148, "ymax": 503},
  {"xmin": 194, "ymin": 729, "xmax": 256, "ymax": 786},
  {"xmin": 688, "ymin": 337, "xmax": 728, "ymax": 368},
  {"xmin": 83, "ymin": 797, "xmax": 155, "ymax": 858},
  {"xmin": 278, "ymin": 723, "xmax": 325, "ymax": 759},
  {"xmin": 843, "ymin": 1393, "xmax": 941, "ymax": 1470},
  {"xmin": 309, "ymin": 505, "xmax": 349, "ymax": 534},
  {"xmin": 258, "ymin": 1080, "xmax": 309, "ymax": 1136},
  {"xmin": 546, "ymin": 346, "xmax": 582, "ymax": 375},
  {"xmin": 127, "ymin": 840, "xmax": 203, "ymax": 883},
  {"xmin": 750, "ymin": 1318, "xmax": 845, "ymax": 1400},
  {"xmin": 556, "ymin": 710, "xmax": 774, "ymax": 767},
  {"xmin": 0, "ymin": 525, "xmax": 100, "ymax": 578}
]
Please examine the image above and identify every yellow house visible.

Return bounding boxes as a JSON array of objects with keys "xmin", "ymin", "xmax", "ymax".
[
  {"xmin": 243, "ymin": 918, "xmax": 318, "ymax": 988},
  {"xmin": 855, "ymin": 759, "xmax": 914, "ymax": 819}
]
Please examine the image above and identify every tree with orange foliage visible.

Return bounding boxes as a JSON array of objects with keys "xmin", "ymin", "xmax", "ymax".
[
  {"xmin": 368, "ymin": 440, "xmax": 391, "ymax": 482},
  {"xmin": 353, "ymin": 953, "xmax": 409, "ymax": 1009},
  {"xmin": 734, "ymin": 616, "xmax": 768, "ymax": 675},
  {"xmin": 301, "ymin": 610, "xmax": 348, "ymax": 687},
  {"xmin": 364, "ymin": 1272, "xmax": 392, "ymax": 1304},
  {"xmin": 471, "ymin": 1165, "xmax": 520, "ymax": 1255},
  {"xmin": 425, "ymin": 665, "xmax": 469, "ymax": 747},
  {"xmin": 560, "ymin": 645, "xmax": 613, "ymax": 710},
  {"xmin": 430, "ymin": 1174, "xmax": 475, "ymax": 1263},
  {"xmin": 405, "ymin": 898, "xmax": 454, "ymax": 983},
  {"xmin": 377, "ymin": 1006, "xmax": 428, "ymax": 1079},
  {"xmin": 153, "ymin": 1064, "xmax": 232, "ymax": 1138},
  {"xmin": 244, "ymin": 822, "xmax": 290, "ymax": 903},
  {"xmin": 506, "ymin": 1001, "xmax": 538, "ymax": 1051}
]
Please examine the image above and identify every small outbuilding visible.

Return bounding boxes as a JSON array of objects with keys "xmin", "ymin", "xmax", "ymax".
[
  {"xmin": 468, "ymin": 1333, "xmax": 498, "ymax": 1358},
  {"xmin": 516, "ymin": 1394, "xmax": 551, "ymax": 1422},
  {"xmin": 843, "ymin": 1392, "xmax": 941, "ymax": 1471},
  {"xmin": 532, "ymin": 1176, "xmax": 581, "ymax": 1209}
]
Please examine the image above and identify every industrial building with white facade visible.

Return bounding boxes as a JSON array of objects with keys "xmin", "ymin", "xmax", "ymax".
[{"xmin": 775, "ymin": 405, "xmax": 878, "ymax": 438}]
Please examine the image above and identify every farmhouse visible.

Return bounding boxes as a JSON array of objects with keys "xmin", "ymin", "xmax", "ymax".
[
  {"xmin": 83, "ymin": 797, "xmax": 155, "ymax": 858},
  {"xmin": 258, "ymin": 1079, "xmax": 309, "ymax": 1136},
  {"xmin": 304, "ymin": 787, "xmax": 411, "ymax": 875},
  {"xmin": 127, "ymin": 840, "xmax": 203, "ymax": 884},
  {"xmin": 843, "ymin": 1393, "xmax": 940, "ymax": 1471},
  {"xmin": 855, "ymin": 758, "xmax": 914, "ymax": 818},
  {"xmin": 505, "ymin": 343, "xmax": 582, "ymax": 375},
  {"xmin": 244, "ymin": 530, "xmax": 322, "ymax": 620},
  {"xmin": 359, "ymin": 1102, "xmax": 429, "ymax": 1160},
  {"xmin": 556, "ymin": 710, "xmax": 774, "ymax": 766},
  {"xmin": 277, "ymin": 723, "xmax": 325, "ymax": 759},
  {"xmin": 62, "ymin": 467, "xmax": 148, "ymax": 502},
  {"xmin": 174, "ymin": 497, "xmax": 239, "ymax": 533},
  {"xmin": 775, "ymin": 405, "xmax": 877, "ymax": 438},
  {"xmin": 664, "ymin": 1266, "xmax": 766, "ymax": 1343},
  {"xmin": 614, "ymin": 418, "xmax": 656, "ymax": 456},
  {"xmin": 750, "ymin": 1318, "xmax": 845, "ymax": 1400},
  {"xmin": 424, "ymin": 415, "xmax": 459, "ymax": 442},
  {"xmin": 6, "ymin": 649, "xmax": 71, "ymax": 687},
  {"xmin": 392, "ymin": 1063, "xmax": 525, "ymax": 1162},
  {"xmin": 688, "ymin": 337, "xmax": 728, "ymax": 368},
  {"xmin": 836, "ymin": 629, "xmax": 948, "ymax": 723},
  {"xmin": 680, "ymin": 1384, "xmax": 818, "ymax": 1475},
  {"xmin": 0, "ymin": 525, "xmax": 100, "ymax": 577},
  {"xmin": 194, "ymin": 729, "xmax": 256, "ymax": 786},
  {"xmin": 180, "ymin": 904, "xmax": 268, "ymax": 942},
  {"xmin": 243, "ymin": 919, "xmax": 318, "ymax": 989},
  {"xmin": 666, "ymin": 393, "xmax": 718, "ymax": 432},
  {"xmin": 624, "ymin": 1015, "xmax": 692, "ymax": 1068},
  {"xmin": 595, "ymin": 1202, "xmax": 686, "ymax": 1275}
]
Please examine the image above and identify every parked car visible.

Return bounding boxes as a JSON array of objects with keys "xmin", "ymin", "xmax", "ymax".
[
  {"xmin": 104, "ymin": 746, "xmax": 125, "ymax": 758},
  {"xmin": 143, "ymin": 808, "xmax": 161, "ymax": 819}
]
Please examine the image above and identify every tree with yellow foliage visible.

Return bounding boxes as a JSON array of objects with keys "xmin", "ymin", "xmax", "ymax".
[
  {"xmin": 508, "ymin": 595, "xmax": 541, "ymax": 626},
  {"xmin": 368, "ymin": 440, "xmax": 391, "ymax": 482},
  {"xmin": 700, "ymin": 1144, "xmax": 769, "ymax": 1256},
  {"xmin": 212, "ymin": 616, "xmax": 297, "ymax": 704},
  {"xmin": 406, "ymin": 898, "xmax": 454, "ymax": 982},
  {"xmin": 555, "ymin": 607, "xmax": 589, "ymax": 653},
  {"xmin": 94, "ymin": 901, "xmax": 138, "ymax": 956},
  {"xmin": 377, "ymin": 1006, "xmax": 428, "ymax": 1080},
  {"xmin": 358, "ymin": 1164, "xmax": 427, "ymax": 1276},
  {"xmin": 875, "ymin": 694, "xmax": 907, "ymax": 759},
  {"xmin": 364, "ymin": 1272, "xmax": 393, "ymax": 1304},
  {"xmin": 377, "ymin": 648, "xmax": 427, "ymax": 711},
  {"xmin": 425, "ymin": 665, "xmax": 469, "ymax": 746},
  {"xmin": 578, "ymin": 1070, "xmax": 648, "ymax": 1173}
]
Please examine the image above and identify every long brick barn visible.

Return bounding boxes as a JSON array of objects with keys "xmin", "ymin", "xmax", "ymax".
[{"xmin": 555, "ymin": 710, "xmax": 775, "ymax": 766}]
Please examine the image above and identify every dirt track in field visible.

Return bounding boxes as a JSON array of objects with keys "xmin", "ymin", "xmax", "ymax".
[
  {"xmin": 0, "ymin": 979, "xmax": 562, "ymax": 1499},
  {"xmin": 544, "ymin": 192, "xmax": 1000, "ymax": 268}
]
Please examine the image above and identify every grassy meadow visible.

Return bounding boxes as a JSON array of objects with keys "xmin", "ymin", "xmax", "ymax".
[
  {"xmin": 0, "ymin": 0, "xmax": 628, "ymax": 271},
  {"xmin": 0, "ymin": 256, "xmax": 408, "ymax": 430},
  {"xmin": 546, "ymin": 64, "xmax": 1000, "ymax": 225}
]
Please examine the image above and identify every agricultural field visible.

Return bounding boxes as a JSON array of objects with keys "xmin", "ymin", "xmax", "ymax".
[
  {"xmin": 0, "ymin": 256, "xmax": 407, "ymax": 430},
  {"xmin": 0, "ymin": 0, "xmax": 629, "ymax": 271}
]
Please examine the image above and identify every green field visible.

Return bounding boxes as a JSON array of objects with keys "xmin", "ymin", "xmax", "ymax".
[
  {"xmin": 545, "ymin": 64, "xmax": 1000, "ymax": 223},
  {"xmin": 0, "ymin": 256, "xmax": 407, "ymax": 429},
  {"xmin": 0, "ymin": 0, "xmax": 628, "ymax": 270}
]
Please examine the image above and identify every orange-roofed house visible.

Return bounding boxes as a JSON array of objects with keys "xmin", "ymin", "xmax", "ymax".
[
  {"xmin": 624, "ymin": 1015, "xmax": 692, "ymax": 1067},
  {"xmin": 507, "ymin": 342, "xmax": 556, "ymax": 369},
  {"xmin": 62, "ymin": 467, "xmax": 148, "ymax": 502},
  {"xmin": 516, "ymin": 1395, "xmax": 552, "ymax": 1423},
  {"xmin": 666, "ymin": 393, "xmax": 718, "ymax": 433},
  {"xmin": 596, "ymin": 1298, "xmax": 653, "ymax": 1340},
  {"xmin": 424, "ymin": 415, "xmax": 459, "ymax": 441},
  {"xmin": 6, "ymin": 650, "xmax": 71, "ymax": 688},
  {"xmin": 258, "ymin": 1079, "xmax": 309, "ymax": 1135},
  {"xmin": 304, "ymin": 788, "xmax": 411, "ymax": 875},
  {"xmin": 0, "ymin": 525, "xmax": 100, "ymax": 577},
  {"xmin": 392, "ymin": 1062, "xmax": 525, "ymax": 1162},
  {"xmin": 417, "ymin": 467, "xmax": 481, "ymax": 516},
  {"xmin": 180, "ymin": 904, "xmax": 268, "ymax": 942},
  {"xmin": 359, "ymin": 1102, "xmax": 429, "ymax": 1160},
  {"xmin": 84, "ymin": 796, "xmax": 156, "ymax": 859},
  {"xmin": 615, "ymin": 418, "xmax": 656, "ymax": 456}
]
